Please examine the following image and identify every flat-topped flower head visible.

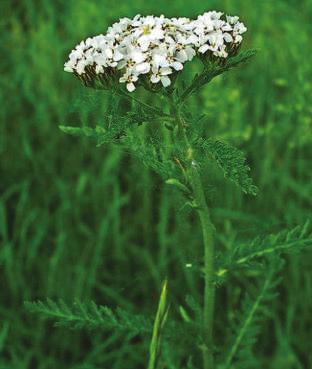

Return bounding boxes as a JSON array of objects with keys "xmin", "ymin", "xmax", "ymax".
[{"xmin": 64, "ymin": 11, "xmax": 247, "ymax": 91}]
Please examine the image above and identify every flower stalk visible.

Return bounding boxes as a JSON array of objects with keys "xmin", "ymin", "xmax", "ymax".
[
  {"xmin": 189, "ymin": 164, "xmax": 215, "ymax": 369},
  {"xmin": 170, "ymin": 99, "xmax": 215, "ymax": 369}
]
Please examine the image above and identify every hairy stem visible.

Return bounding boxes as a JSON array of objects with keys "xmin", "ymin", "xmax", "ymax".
[{"xmin": 170, "ymin": 98, "xmax": 215, "ymax": 369}]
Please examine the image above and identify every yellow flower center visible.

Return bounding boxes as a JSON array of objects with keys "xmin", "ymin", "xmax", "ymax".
[{"xmin": 143, "ymin": 25, "xmax": 151, "ymax": 35}]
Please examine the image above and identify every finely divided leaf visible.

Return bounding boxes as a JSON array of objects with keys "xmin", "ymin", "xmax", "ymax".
[
  {"xmin": 25, "ymin": 299, "xmax": 152, "ymax": 335},
  {"xmin": 219, "ymin": 259, "xmax": 282, "ymax": 369},
  {"xmin": 195, "ymin": 138, "xmax": 258, "ymax": 195},
  {"xmin": 217, "ymin": 220, "xmax": 312, "ymax": 277}
]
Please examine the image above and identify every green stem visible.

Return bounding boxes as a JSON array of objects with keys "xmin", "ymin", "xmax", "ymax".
[
  {"xmin": 189, "ymin": 165, "xmax": 215, "ymax": 369},
  {"xmin": 116, "ymin": 87, "xmax": 171, "ymax": 118},
  {"xmin": 169, "ymin": 98, "xmax": 215, "ymax": 369}
]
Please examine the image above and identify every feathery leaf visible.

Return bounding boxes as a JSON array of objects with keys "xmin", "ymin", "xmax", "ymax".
[
  {"xmin": 219, "ymin": 258, "xmax": 283, "ymax": 369},
  {"xmin": 25, "ymin": 299, "xmax": 152, "ymax": 335},
  {"xmin": 216, "ymin": 220, "xmax": 312, "ymax": 278},
  {"xmin": 195, "ymin": 138, "xmax": 258, "ymax": 195}
]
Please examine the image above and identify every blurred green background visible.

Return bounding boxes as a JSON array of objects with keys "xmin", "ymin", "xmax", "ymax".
[{"xmin": 1, "ymin": 0, "xmax": 312, "ymax": 368}]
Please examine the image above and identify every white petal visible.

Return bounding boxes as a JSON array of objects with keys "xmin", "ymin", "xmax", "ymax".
[
  {"xmin": 150, "ymin": 74, "xmax": 160, "ymax": 84},
  {"xmin": 223, "ymin": 33, "xmax": 233, "ymax": 43},
  {"xmin": 151, "ymin": 66, "xmax": 159, "ymax": 74},
  {"xmin": 165, "ymin": 36, "xmax": 175, "ymax": 45},
  {"xmin": 161, "ymin": 76, "xmax": 171, "ymax": 87},
  {"xmin": 188, "ymin": 34, "xmax": 198, "ymax": 44},
  {"xmin": 226, "ymin": 16, "xmax": 239, "ymax": 24},
  {"xmin": 127, "ymin": 82, "xmax": 136, "ymax": 92},
  {"xmin": 222, "ymin": 24, "xmax": 233, "ymax": 32},
  {"xmin": 153, "ymin": 54, "xmax": 167, "ymax": 68},
  {"xmin": 172, "ymin": 61, "xmax": 183, "ymax": 71},
  {"xmin": 151, "ymin": 28, "xmax": 164, "ymax": 40},
  {"xmin": 132, "ymin": 51, "xmax": 145, "ymax": 63},
  {"xmin": 235, "ymin": 35, "xmax": 243, "ymax": 43},
  {"xmin": 198, "ymin": 44, "xmax": 209, "ymax": 54},
  {"xmin": 95, "ymin": 65, "xmax": 104, "ymax": 74},
  {"xmin": 94, "ymin": 55, "xmax": 107, "ymax": 65},
  {"xmin": 235, "ymin": 22, "xmax": 247, "ymax": 34},
  {"xmin": 176, "ymin": 50, "xmax": 188, "ymax": 62},
  {"xmin": 138, "ymin": 37, "xmax": 150, "ymax": 51},
  {"xmin": 64, "ymin": 63, "xmax": 74, "ymax": 73},
  {"xmin": 105, "ymin": 48, "xmax": 113, "ymax": 58},
  {"xmin": 108, "ymin": 61, "xmax": 118, "ymax": 67},
  {"xmin": 117, "ymin": 60, "xmax": 127, "ymax": 69},
  {"xmin": 185, "ymin": 47, "xmax": 196, "ymax": 60},
  {"xmin": 76, "ymin": 62, "xmax": 86, "ymax": 75},
  {"xmin": 113, "ymin": 50, "xmax": 124, "ymax": 61},
  {"xmin": 135, "ymin": 62, "xmax": 151, "ymax": 74},
  {"xmin": 160, "ymin": 67, "xmax": 172, "ymax": 76}
]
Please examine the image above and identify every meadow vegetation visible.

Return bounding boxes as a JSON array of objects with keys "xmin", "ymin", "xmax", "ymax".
[{"xmin": 1, "ymin": 1, "xmax": 312, "ymax": 368}]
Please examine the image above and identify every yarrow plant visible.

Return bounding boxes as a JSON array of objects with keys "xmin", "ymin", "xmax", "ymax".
[{"xmin": 26, "ymin": 9, "xmax": 312, "ymax": 369}]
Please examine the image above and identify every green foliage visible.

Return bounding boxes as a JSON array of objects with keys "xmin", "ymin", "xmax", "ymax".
[
  {"xmin": 59, "ymin": 125, "xmax": 110, "ymax": 144},
  {"xmin": 2, "ymin": 1, "xmax": 312, "ymax": 369},
  {"xmin": 59, "ymin": 126, "xmax": 177, "ymax": 180},
  {"xmin": 195, "ymin": 138, "xmax": 258, "ymax": 195},
  {"xmin": 25, "ymin": 299, "xmax": 152, "ymax": 335},
  {"xmin": 148, "ymin": 280, "xmax": 169, "ymax": 369},
  {"xmin": 115, "ymin": 88, "xmax": 168, "ymax": 118},
  {"xmin": 166, "ymin": 178, "xmax": 192, "ymax": 196},
  {"xmin": 60, "ymin": 95, "xmax": 178, "ymax": 180},
  {"xmin": 219, "ymin": 258, "xmax": 283, "ymax": 369},
  {"xmin": 121, "ymin": 133, "xmax": 177, "ymax": 179},
  {"xmin": 178, "ymin": 50, "xmax": 257, "ymax": 102},
  {"xmin": 217, "ymin": 220, "xmax": 312, "ymax": 278}
]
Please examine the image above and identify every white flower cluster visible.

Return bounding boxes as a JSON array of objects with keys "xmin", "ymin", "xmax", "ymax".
[{"xmin": 64, "ymin": 11, "xmax": 247, "ymax": 92}]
